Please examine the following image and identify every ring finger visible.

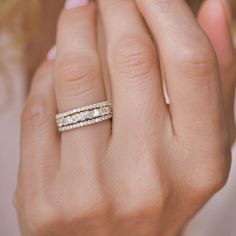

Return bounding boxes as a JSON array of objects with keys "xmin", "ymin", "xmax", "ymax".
[
  {"xmin": 55, "ymin": 0, "xmax": 110, "ymax": 161},
  {"xmin": 54, "ymin": 1, "xmax": 111, "ymax": 234}
]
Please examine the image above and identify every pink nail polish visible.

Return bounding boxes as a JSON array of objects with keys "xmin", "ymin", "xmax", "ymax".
[
  {"xmin": 47, "ymin": 46, "xmax": 56, "ymax": 60},
  {"xmin": 65, "ymin": 0, "xmax": 89, "ymax": 9}
]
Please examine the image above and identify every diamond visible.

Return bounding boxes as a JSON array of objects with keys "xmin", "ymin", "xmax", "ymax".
[
  {"xmin": 86, "ymin": 111, "xmax": 94, "ymax": 119},
  {"xmin": 71, "ymin": 115, "xmax": 79, "ymax": 123},
  {"xmin": 64, "ymin": 116, "xmax": 73, "ymax": 125},
  {"xmin": 93, "ymin": 109, "xmax": 100, "ymax": 117},
  {"xmin": 101, "ymin": 107, "xmax": 108, "ymax": 116},
  {"xmin": 74, "ymin": 113, "xmax": 81, "ymax": 121},
  {"xmin": 79, "ymin": 112, "xmax": 86, "ymax": 121},
  {"xmin": 56, "ymin": 101, "xmax": 112, "ymax": 132}
]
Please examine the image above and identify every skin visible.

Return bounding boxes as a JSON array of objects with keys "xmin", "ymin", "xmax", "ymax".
[{"xmin": 15, "ymin": 0, "xmax": 236, "ymax": 235}]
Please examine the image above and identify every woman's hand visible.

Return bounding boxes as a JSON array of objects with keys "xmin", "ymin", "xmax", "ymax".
[{"xmin": 15, "ymin": 0, "xmax": 235, "ymax": 235}]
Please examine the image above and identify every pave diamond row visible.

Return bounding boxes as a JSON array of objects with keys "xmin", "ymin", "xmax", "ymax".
[
  {"xmin": 58, "ymin": 114, "xmax": 112, "ymax": 132},
  {"xmin": 56, "ymin": 101, "xmax": 112, "ymax": 132},
  {"xmin": 56, "ymin": 106, "xmax": 112, "ymax": 128},
  {"xmin": 56, "ymin": 101, "xmax": 112, "ymax": 119}
]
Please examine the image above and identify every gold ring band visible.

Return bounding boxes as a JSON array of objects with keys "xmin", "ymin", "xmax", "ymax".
[{"xmin": 56, "ymin": 101, "xmax": 112, "ymax": 132}]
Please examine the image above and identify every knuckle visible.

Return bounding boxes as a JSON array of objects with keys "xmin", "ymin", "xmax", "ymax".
[
  {"xmin": 55, "ymin": 53, "xmax": 99, "ymax": 98},
  {"xmin": 23, "ymin": 188, "xmax": 110, "ymax": 234},
  {"xmin": 71, "ymin": 198, "xmax": 110, "ymax": 223},
  {"xmin": 115, "ymin": 172, "xmax": 167, "ymax": 220},
  {"xmin": 111, "ymin": 36, "xmax": 156, "ymax": 78},
  {"xmin": 191, "ymin": 175, "xmax": 227, "ymax": 200},
  {"xmin": 116, "ymin": 193, "xmax": 164, "ymax": 221},
  {"xmin": 57, "ymin": 185, "xmax": 110, "ymax": 224},
  {"xmin": 56, "ymin": 193, "xmax": 110, "ymax": 228},
  {"xmin": 54, "ymin": 171, "xmax": 110, "ymax": 225},
  {"xmin": 188, "ymin": 160, "xmax": 230, "ymax": 201},
  {"xmin": 21, "ymin": 95, "xmax": 51, "ymax": 127},
  {"xmin": 25, "ymin": 197, "xmax": 59, "ymax": 235},
  {"xmin": 177, "ymin": 44, "xmax": 217, "ymax": 79}
]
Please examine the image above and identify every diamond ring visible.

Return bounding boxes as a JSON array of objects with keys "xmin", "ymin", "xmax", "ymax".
[{"xmin": 56, "ymin": 101, "xmax": 112, "ymax": 132}]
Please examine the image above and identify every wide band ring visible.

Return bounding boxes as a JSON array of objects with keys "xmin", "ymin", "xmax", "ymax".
[{"xmin": 56, "ymin": 101, "xmax": 112, "ymax": 132}]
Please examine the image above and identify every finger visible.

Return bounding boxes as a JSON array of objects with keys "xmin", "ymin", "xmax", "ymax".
[
  {"xmin": 18, "ymin": 60, "xmax": 59, "ymax": 230},
  {"xmin": 198, "ymin": 0, "xmax": 236, "ymax": 142},
  {"xmin": 98, "ymin": 0, "xmax": 169, "ymax": 135},
  {"xmin": 55, "ymin": 1, "xmax": 110, "ymax": 164},
  {"xmin": 56, "ymin": 1, "xmax": 106, "ymax": 110},
  {"xmin": 98, "ymin": 1, "xmax": 168, "ymax": 235},
  {"xmin": 198, "ymin": 0, "xmax": 236, "ymax": 72},
  {"xmin": 54, "ymin": 2, "xmax": 111, "ymax": 234},
  {"xmin": 97, "ymin": 15, "xmax": 112, "ymax": 102},
  {"xmin": 136, "ymin": 0, "xmax": 228, "ymax": 140}
]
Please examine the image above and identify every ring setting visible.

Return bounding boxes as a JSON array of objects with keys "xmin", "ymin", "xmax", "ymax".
[{"xmin": 56, "ymin": 101, "xmax": 112, "ymax": 132}]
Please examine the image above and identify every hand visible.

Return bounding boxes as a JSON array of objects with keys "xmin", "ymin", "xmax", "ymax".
[{"xmin": 15, "ymin": 0, "xmax": 235, "ymax": 235}]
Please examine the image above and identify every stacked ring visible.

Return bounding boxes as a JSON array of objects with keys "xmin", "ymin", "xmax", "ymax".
[{"xmin": 56, "ymin": 101, "xmax": 113, "ymax": 132}]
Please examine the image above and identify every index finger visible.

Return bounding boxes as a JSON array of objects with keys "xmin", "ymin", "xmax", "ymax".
[{"xmin": 17, "ymin": 60, "xmax": 59, "ymax": 227}]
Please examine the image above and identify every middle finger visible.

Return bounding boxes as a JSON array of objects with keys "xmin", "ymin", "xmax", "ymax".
[
  {"xmin": 98, "ymin": 0, "xmax": 169, "ymax": 235},
  {"xmin": 98, "ymin": 0, "xmax": 170, "ymax": 136}
]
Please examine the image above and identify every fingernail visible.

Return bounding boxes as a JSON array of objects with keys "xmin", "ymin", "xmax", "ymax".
[
  {"xmin": 65, "ymin": 0, "xmax": 89, "ymax": 9},
  {"xmin": 222, "ymin": 0, "xmax": 232, "ymax": 24},
  {"xmin": 47, "ymin": 46, "xmax": 56, "ymax": 60}
]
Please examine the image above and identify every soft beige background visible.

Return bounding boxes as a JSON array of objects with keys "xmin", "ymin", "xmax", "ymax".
[{"xmin": 0, "ymin": 32, "xmax": 25, "ymax": 236}]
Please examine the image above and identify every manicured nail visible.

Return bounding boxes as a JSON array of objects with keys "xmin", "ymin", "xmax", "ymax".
[
  {"xmin": 65, "ymin": 0, "xmax": 89, "ymax": 9},
  {"xmin": 222, "ymin": 0, "xmax": 232, "ymax": 24},
  {"xmin": 47, "ymin": 46, "xmax": 56, "ymax": 60}
]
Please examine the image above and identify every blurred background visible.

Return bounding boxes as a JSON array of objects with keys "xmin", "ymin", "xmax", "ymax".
[{"xmin": 0, "ymin": 0, "xmax": 235, "ymax": 235}]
